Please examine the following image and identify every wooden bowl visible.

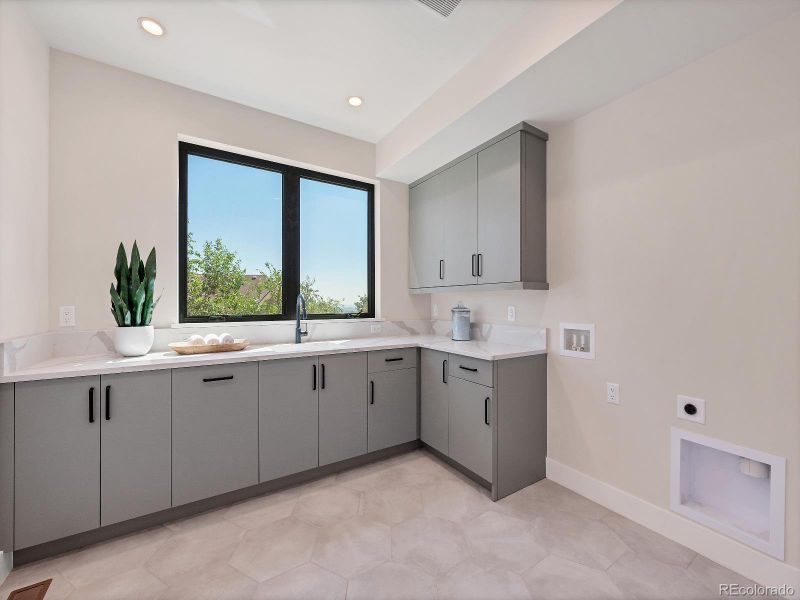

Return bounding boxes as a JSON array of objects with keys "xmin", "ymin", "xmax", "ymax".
[{"xmin": 169, "ymin": 339, "xmax": 249, "ymax": 355}]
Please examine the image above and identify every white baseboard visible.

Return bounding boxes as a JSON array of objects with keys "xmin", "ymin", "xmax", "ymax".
[
  {"xmin": 0, "ymin": 551, "xmax": 11, "ymax": 586},
  {"xmin": 546, "ymin": 457, "xmax": 800, "ymax": 589}
]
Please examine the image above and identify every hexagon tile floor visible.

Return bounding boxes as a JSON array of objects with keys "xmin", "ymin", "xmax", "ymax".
[{"xmin": 0, "ymin": 450, "xmax": 763, "ymax": 600}]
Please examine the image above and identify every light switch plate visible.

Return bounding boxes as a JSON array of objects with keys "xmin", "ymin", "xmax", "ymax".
[
  {"xmin": 59, "ymin": 305, "xmax": 76, "ymax": 327},
  {"xmin": 507, "ymin": 306, "xmax": 516, "ymax": 322},
  {"xmin": 370, "ymin": 323, "xmax": 382, "ymax": 333},
  {"xmin": 677, "ymin": 395, "xmax": 705, "ymax": 424},
  {"xmin": 607, "ymin": 382, "xmax": 620, "ymax": 404},
  {"xmin": 432, "ymin": 303, "xmax": 438, "ymax": 318}
]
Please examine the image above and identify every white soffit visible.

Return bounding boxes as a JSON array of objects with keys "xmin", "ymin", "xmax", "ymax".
[{"xmin": 376, "ymin": 0, "xmax": 800, "ymax": 183}]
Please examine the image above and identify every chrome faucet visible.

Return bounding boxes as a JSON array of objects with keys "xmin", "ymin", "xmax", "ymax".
[{"xmin": 295, "ymin": 293, "xmax": 308, "ymax": 343}]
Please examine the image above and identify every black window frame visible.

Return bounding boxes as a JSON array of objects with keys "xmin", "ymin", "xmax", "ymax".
[{"xmin": 178, "ymin": 142, "xmax": 375, "ymax": 323}]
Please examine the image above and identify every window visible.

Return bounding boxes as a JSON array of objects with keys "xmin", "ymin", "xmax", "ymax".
[{"xmin": 179, "ymin": 142, "xmax": 374, "ymax": 322}]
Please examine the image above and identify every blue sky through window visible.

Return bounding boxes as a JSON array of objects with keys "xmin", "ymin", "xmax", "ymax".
[{"xmin": 187, "ymin": 155, "xmax": 368, "ymax": 310}]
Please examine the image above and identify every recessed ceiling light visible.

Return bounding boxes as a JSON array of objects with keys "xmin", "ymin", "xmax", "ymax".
[
  {"xmin": 138, "ymin": 17, "xmax": 165, "ymax": 37},
  {"xmin": 347, "ymin": 96, "xmax": 363, "ymax": 107}
]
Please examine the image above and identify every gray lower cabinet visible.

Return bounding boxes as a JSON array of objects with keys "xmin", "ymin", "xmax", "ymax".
[
  {"xmin": 259, "ymin": 357, "xmax": 319, "ymax": 482},
  {"xmin": 368, "ymin": 368, "xmax": 417, "ymax": 453},
  {"xmin": 1, "ymin": 384, "xmax": 14, "ymax": 553},
  {"xmin": 15, "ymin": 376, "xmax": 101, "ymax": 549},
  {"xmin": 319, "ymin": 352, "xmax": 367, "ymax": 466},
  {"xmin": 420, "ymin": 349, "xmax": 449, "ymax": 455},
  {"xmin": 172, "ymin": 363, "xmax": 259, "ymax": 506},
  {"xmin": 448, "ymin": 376, "xmax": 493, "ymax": 483},
  {"xmin": 100, "ymin": 370, "xmax": 172, "ymax": 526}
]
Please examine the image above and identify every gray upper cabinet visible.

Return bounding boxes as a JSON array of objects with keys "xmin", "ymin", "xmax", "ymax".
[
  {"xmin": 319, "ymin": 352, "xmax": 368, "ymax": 466},
  {"xmin": 172, "ymin": 363, "xmax": 259, "ymax": 506},
  {"xmin": 259, "ymin": 357, "xmax": 319, "ymax": 482},
  {"xmin": 448, "ymin": 376, "xmax": 493, "ymax": 483},
  {"xmin": 15, "ymin": 376, "xmax": 101, "ymax": 549},
  {"xmin": 409, "ymin": 172, "xmax": 446, "ymax": 289},
  {"xmin": 409, "ymin": 122, "xmax": 547, "ymax": 293},
  {"xmin": 368, "ymin": 368, "xmax": 417, "ymax": 453},
  {"xmin": 100, "ymin": 371, "xmax": 172, "ymax": 527},
  {"xmin": 420, "ymin": 349, "xmax": 449, "ymax": 455},
  {"xmin": 442, "ymin": 155, "xmax": 478, "ymax": 287}
]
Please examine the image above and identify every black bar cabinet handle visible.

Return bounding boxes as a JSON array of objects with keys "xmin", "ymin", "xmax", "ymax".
[
  {"xmin": 478, "ymin": 253, "xmax": 483, "ymax": 277},
  {"xmin": 459, "ymin": 365, "xmax": 478, "ymax": 372},
  {"xmin": 369, "ymin": 380, "xmax": 375, "ymax": 405},
  {"xmin": 471, "ymin": 254, "xmax": 477, "ymax": 277},
  {"xmin": 384, "ymin": 357, "xmax": 403, "ymax": 363},
  {"xmin": 202, "ymin": 375, "xmax": 234, "ymax": 383},
  {"xmin": 321, "ymin": 364, "xmax": 326, "ymax": 389},
  {"xmin": 439, "ymin": 259, "xmax": 444, "ymax": 280},
  {"xmin": 105, "ymin": 385, "xmax": 111, "ymax": 421},
  {"xmin": 89, "ymin": 387, "xmax": 95, "ymax": 423},
  {"xmin": 312, "ymin": 364, "xmax": 317, "ymax": 390},
  {"xmin": 484, "ymin": 397, "xmax": 490, "ymax": 426},
  {"xmin": 442, "ymin": 359, "xmax": 448, "ymax": 384}
]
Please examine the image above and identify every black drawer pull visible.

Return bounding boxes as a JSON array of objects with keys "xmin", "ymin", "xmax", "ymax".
[
  {"xmin": 485, "ymin": 397, "xmax": 490, "ymax": 426},
  {"xmin": 321, "ymin": 363, "xmax": 326, "ymax": 390},
  {"xmin": 442, "ymin": 359, "xmax": 448, "ymax": 384},
  {"xmin": 369, "ymin": 380, "xmax": 375, "ymax": 404},
  {"xmin": 203, "ymin": 375, "xmax": 234, "ymax": 383},
  {"xmin": 89, "ymin": 387, "xmax": 95, "ymax": 423},
  {"xmin": 105, "ymin": 385, "xmax": 111, "ymax": 421},
  {"xmin": 384, "ymin": 357, "xmax": 404, "ymax": 363},
  {"xmin": 459, "ymin": 365, "xmax": 478, "ymax": 372},
  {"xmin": 312, "ymin": 364, "xmax": 317, "ymax": 390}
]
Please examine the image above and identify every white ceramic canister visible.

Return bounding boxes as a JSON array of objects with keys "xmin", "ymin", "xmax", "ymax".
[{"xmin": 451, "ymin": 303, "xmax": 471, "ymax": 341}]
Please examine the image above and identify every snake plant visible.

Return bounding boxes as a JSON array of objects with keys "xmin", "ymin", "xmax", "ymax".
[{"xmin": 110, "ymin": 241, "xmax": 160, "ymax": 327}]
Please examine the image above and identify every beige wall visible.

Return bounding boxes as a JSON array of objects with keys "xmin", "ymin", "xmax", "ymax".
[
  {"xmin": 49, "ymin": 51, "xmax": 427, "ymax": 329},
  {"xmin": 0, "ymin": 1, "xmax": 50, "ymax": 340},
  {"xmin": 432, "ymin": 14, "xmax": 800, "ymax": 566}
]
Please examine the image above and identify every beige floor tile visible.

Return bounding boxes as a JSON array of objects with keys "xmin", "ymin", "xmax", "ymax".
[
  {"xmin": 462, "ymin": 510, "xmax": 548, "ymax": 573},
  {"xmin": 391, "ymin": 516, "xmax": 472, "ymax": 576},
  {"xmin": 686, "ymin": 554, "xmax": 758, "ymax": 595},
  {"xmin": 228, "ymin": 516, "xmax": 318, "ymax": 582},
  {"xmin": 0, "ymin": 560, "xmax": 74, "ymax": 600},
  {"xmin": 155, "ymin": 563, "xmax": 258, "ymax": 600},
  {"xmin": 293, "ymin": 485, "xmax": 362, "ymax": 526},
  {"xmin": 56, "ymin": 526, "xmax": 173, "ymax": 588},
  {"xmin": 252, "ymin": 563, "xmax": 347, "ymax": 600},
  {"xmin": 361, "ymin": 484, "xmax": 424, "ymax": 525},
  {"xmin": 66, "ymin": 567, "xmax": 165, "ymax": 600},
  {"xmin": 602, "ymin": 512, "xmax": 697, "ymax": 568},
  {"xmin": 522, "ymin": 480, "xmax": 609, "ymax": 520},
  {"xmin": 145, "ymin": 519, "xmax": 244, "ymax": 584},
  {"xmin": 607, "ymin": 552, "xmax": 713, "ymax": 600},
  {"xmin": 164, "ymin": 506, "xmax": 236, "ymax": 536},
  {"xmin": 533, "ymin": 510, "xmax": 629, "ymax": 570},
  {"xmin": 312, "ymin": 516, "xmax": 391, "ymax": 578},
  {"xmin": 522, "ymin": 554, "xmax": 625, "ymax": 600},
  {"xmin": 347, "ymin": 561, "xmax": 436, "ymax": 600},
  {"xmin": 436, "ymin": 560, "xmax": 533, "ymax": 600},
  {"xmin": 223, "ymin": 487, "xmax": 300, "ymax": 530},
  {"xmin": 421, "ymin": 478, "xmax": 494, "ymax": 523}
]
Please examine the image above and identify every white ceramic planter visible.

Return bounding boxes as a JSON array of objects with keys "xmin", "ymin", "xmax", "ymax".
[{"xmin": 113, "ymin": 325, "xmax": 154, "ymax": 357}]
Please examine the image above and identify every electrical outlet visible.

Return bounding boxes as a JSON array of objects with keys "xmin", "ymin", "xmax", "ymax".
[
  {"xmin": 607, "ymin": 382, "xmax": 620, "ymax": 404},
  {"xmin": 507, "ymin": 305, "xmax": 516, "ymax": 322},
  {"xmin": 59, "ymin": 305, "xmax": 76, "ymax": 327},
  {"xmin": 432, "ymin": 303, "xmax": 438, "ymax": 318},
  {"xmin": 370, "ymin": 323, "xmax": 382, "ymax": 333},
  {"xmin": 677, "ymin": 395, "xmax": 705, "ymax": 424}
]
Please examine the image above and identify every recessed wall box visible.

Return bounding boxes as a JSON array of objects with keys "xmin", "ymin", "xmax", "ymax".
[{"xmin": 559, "ymin": 323, "xmax": 595, "ymax": 359}]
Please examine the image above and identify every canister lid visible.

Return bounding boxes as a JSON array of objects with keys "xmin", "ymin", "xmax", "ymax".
[{"xmin": 451, "ymin": 302, "xmax": 470, "ymax": 314}]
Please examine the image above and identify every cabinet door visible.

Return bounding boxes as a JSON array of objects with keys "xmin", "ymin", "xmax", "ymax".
[
  {"xmin": 100, "ymin": 371, "xmax": 172, "ymax": 526},
  {"xmin": 448, "ymin": 377, "xmax": 493, "ymax": 482},
  {"xmin": 319, "ymin": 352, "xmax": 367, "ymax": 466},
  {"xmin": 260, "ymin": 357, "xmax": 319, "ymax": 482},
  {"xmin": 420, "ymin": 349, "xmax": 449, "ymax": 455},
  {"xmin": 442, "ymin": 155, "xmax": 478, "ymax": 286},
  {"xmin": 409, "ymin": 173, "xmax": 446, "ymax": 288},
  {"xmin": 172, "ymin": 363, "xmax": 259, "ymax": 506},
  {"xmin": 15, "ymin": 376, "xmax": 100, "ymax": 549},
  {"xmin": 368, "ymin": 368, "xmax": 417, "ymax": 453},
  {"xmin": 478, "ymin": 132, "xmax": 521, "ymax": 284}
]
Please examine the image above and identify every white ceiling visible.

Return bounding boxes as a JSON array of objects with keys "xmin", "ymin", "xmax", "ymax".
[{"xmin": 24, "ymin": 0, "xmax": 535, "ymax": 142}]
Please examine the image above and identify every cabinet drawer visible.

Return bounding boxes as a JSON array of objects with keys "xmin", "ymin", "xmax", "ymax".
[
  {"xmin": 368, "ymin": 348, "xmax": 418, "ymax": 373},
  {"xmin": 448, "ymin": 354, "xmax": 493, "ymax": 387}
]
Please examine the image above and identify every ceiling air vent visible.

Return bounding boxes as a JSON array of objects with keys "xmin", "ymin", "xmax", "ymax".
[{"xmin": 417, "ymin": 0, "xmax": 462, "ymax": 18}]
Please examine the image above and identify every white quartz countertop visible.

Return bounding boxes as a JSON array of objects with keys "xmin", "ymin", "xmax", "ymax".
[{"xmin": 0, "ymin": 335, "xmax": 546, "ymax": 383}]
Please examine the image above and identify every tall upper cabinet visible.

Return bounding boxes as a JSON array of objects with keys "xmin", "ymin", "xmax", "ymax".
[{"xmin": 409, "ymin": 122, "xmax": 548, "ymax": 292}]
